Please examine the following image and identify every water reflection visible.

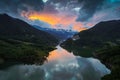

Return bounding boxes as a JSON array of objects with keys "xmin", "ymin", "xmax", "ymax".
[{"xmin": 0, "ymin": 46, "xmax": 110, "ymax": 80}]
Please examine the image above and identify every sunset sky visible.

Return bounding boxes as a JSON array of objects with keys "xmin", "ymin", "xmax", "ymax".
[{"xmin": 0, "ymin": 0, "xmax": 120, "ymax": 31}]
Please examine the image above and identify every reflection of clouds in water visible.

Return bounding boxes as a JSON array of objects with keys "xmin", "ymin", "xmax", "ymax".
[
  {"xmin": 0, "ymin": 46, "xmax": 110, "ymax": 80},
  {"xmin": 0, "ymin": 65, "xmax": 44, "ymax": 80}
]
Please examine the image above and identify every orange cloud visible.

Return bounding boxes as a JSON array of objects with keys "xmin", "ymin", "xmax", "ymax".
[{"xmin": 21, "ymin": 11, "xmax": 86, "ymax": 31}]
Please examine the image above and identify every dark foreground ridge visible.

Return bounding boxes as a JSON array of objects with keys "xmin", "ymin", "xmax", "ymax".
[{"xmin": 0, "ymin": 14, "xmax": 58, "ymax": 68}]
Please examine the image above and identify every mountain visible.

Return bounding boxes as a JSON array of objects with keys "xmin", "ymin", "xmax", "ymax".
[
  {"xmin": 0, "ymin": 14, "xmax": 58, "ymax": 66},
  {"xmin": 0, "ymin": 14, "xmax": 58, "ymax": 46},
  {"xmin": 61, "ymin": 20, "xmax": 120, "ymax": 57},
  {"xmin": 33, "ymin": 25, "xmax": 77, "ymax": 41}
]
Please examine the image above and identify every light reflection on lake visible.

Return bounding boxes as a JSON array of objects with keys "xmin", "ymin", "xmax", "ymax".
[{"xmin": 0, "ymin": 46, "xmax": 110, "ymax": 80}]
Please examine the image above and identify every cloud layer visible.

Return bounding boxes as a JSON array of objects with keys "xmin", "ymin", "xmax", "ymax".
[
  {"xmin": 0, "ymin": 0, "xmax": 44, "ymax": 16},
  {"xmin": 0, "ymin": 0, "xmax": 120, "ymax": 30},
  {"xmin": 76, "ymin": 0, "xmax": 105, "ymax": 21}
]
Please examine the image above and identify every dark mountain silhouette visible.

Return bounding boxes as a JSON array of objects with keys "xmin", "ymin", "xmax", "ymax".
[
  {"xmin": 0, "ymin": 14, "xmax": 58, "ymax": 65},
  {"xmin": 0, "ymin": 14, "xmax": 58, "ymax": 46},
  {"xmin": 61, "ymin": 20, "xmax": 120, "ymax": 57}
]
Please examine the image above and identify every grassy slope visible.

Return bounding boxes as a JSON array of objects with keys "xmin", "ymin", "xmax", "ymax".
[
  {"xmin": 95, "ymin": 45, "xmax": 120, "ymax": 80},
  {"xmin": 0, "ymin": 14, "xmax": 58, "ymax": 67},
  {"xmin": 0, "ymin": 38, "xmax": 55, "ymax": 66}
]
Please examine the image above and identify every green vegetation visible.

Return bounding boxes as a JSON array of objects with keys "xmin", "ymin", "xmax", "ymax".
[
  {"xmin": 61, "ymin": 20, "xmax": 120, "ymax": 80},
  {"xmin": 0, "ymin": 38, "xmax": 55, "ymax": 68},
  {"xmin": 61, "ymin": 20, "xmax": 120, "ymax": 57},
  {"xmin": 95, "ymin": 45, "xmax": 120, "ymax": 80},
  {"xmin": 0, "ymin": 14, "xmax": 59, "ymax": 68}
]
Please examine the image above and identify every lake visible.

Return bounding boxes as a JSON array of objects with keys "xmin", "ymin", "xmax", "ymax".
[{"xmin": 0, "ymin": 45, "xmax": 110, "ymax": 80}]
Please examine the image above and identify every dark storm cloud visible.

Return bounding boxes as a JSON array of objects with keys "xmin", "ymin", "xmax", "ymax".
[
  {"xmin": 45, "ymin": 0, "xmax": 106, "ymax": 22},
  {"xmin": 47, "ymin": 0, "xmax": 71, "ymax": 6},
  {"xmin": 0, "ymin": 0, "xmax": 44, "ymax": 15},
  {"xmin": 76, "ymin": 0, "xmax": 105, "ymax": 21},
  {"xmin": 1, "ymin": 0, "xmax": 119, "ymax": 23},
  {"xmin": 77, "ymin": 0, "xmax": 120, "ymax": 21},
  {"xmin": 46, "ymin": 0, "xmax": 80, "ymax": 12}
]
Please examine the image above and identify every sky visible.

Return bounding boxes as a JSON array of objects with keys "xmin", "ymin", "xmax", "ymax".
[{"xmin": 0, "ymin": 0, "xmax": 120, "ymax": 31}]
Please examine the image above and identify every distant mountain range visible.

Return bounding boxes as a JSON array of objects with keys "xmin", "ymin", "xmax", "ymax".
[
  {"xmin": 0, "ymin": 14, "xmax": 58, "ymax": 65},
  {"xmin": 33, "ymin": 25, "xmax": 77, "ymax": 41},
  {"xmin": 61, "ymin": 20, "xmax": 120, "ymax": 57}
]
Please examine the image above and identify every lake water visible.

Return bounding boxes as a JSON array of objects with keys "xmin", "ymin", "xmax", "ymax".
[{"xmin": 0, "ymin": 45, "xmax": 111, "ymax": 80}]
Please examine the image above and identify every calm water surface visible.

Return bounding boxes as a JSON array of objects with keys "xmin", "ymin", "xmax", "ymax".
[{"xmin": 0, "ymin": 46, "xmax": 110, "ymax": 80}]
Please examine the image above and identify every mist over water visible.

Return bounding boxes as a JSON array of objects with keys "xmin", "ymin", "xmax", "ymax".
[{"xmin": 0, "ymin": 46, "xmax": 110, "ymax": 80}]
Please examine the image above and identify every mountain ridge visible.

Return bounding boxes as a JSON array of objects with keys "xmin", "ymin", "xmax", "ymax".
[
  {"xmin": 0, "ymin": 14, "xmax": 58, "ymax": 46},
  {"xmin": 61, "ymin": 20, "xmax": 120, "ymax": 57},
  {"xmin": 33, "ymin": 25, "xmax": 77, "ymax": 41},
  {"xmin": 0, "ymin": 13, "xmax": 58, "ymax": 66}
]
